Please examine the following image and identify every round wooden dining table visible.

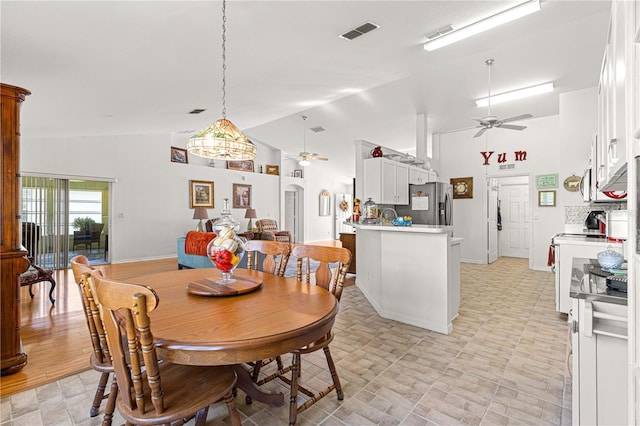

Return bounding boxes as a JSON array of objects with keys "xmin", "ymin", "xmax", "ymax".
[{"xmin": 125, "ymin": 267, "xmax": 339, "ymax": 406}]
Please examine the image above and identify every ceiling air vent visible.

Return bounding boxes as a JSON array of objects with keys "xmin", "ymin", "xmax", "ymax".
[
  {"xmin": 188, "ymin": 109, "xmax": 206, "ymax": 114},
  {"xmin": 310, "ymin": 126, "xmax": 325, "ymax": 133},
  {"xmin": 339, "ymin": 21, "xmax": 379, "ymax": 41},
  {"xmin": 425, "ymin": 25, "xmax": 454, "ymax": 40}
]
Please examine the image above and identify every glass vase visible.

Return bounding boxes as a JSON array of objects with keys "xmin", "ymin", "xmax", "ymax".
[{"xmin": 207, "ymin": 226, "xmax": 246, "ymax": 284}]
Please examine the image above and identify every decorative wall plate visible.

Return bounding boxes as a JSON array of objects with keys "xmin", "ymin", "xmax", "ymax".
[{"xmin": 563, "ymin": 175, "xmax": 581, "ymax": 192}]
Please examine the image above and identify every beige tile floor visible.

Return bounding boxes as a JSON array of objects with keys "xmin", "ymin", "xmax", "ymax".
[{"xmin": 1, "ymin": 257, "xmax": 571, "ymax": 425}]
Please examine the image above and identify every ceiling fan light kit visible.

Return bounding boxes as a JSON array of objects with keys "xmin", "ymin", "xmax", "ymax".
[
  {"xmin": 475, "ymin": 82, "xmax": 554, "ymax": 107},
  {"xmin": 423, "ymin": 0, "xmax": 540, "ymax": 51},
  {"xmin": 293, "ymin": 115, "xmax": 328, "ymax": 167},
  {"xmin": 187, "ymin": 0, "xmax": 256, "ymax": 161}
]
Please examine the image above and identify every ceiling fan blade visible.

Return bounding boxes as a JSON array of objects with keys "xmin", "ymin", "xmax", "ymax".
[
  {"xmin": 442, "ymin": 125, "xmax": 483, "ymax": 134},
  {"xmin": 498, "ymin": 124, "xmax": 527, "ymax": 131},
  {"xmin": 500, "ymin": 113, "xmax": 533, "ymax": 123},
  {"xmin": 309, "ymin": 153, "xmax": 329, "ymax": 161},
  {"xmin": 473, "ymin": 128, "xmax": 488, "ymax": 138}
]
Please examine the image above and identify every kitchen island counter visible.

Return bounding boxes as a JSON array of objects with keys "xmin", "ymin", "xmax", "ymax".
[
  {"xmin": 349, "ymin": 222, "xmax": 453, "ymax": 233},
  {"xmin": 350, "ymin": 222, "xmax": 462, "ymax": 334}
]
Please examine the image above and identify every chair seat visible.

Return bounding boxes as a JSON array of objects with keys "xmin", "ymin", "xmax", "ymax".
[
  {"xmin": 116, "ymin": 361, "xmax": 237, "ymax": 425},
  {"xmin": 297, "ymin": 332, "xmax": 333, "ymax": 354},
  {"xmin": 20, "ymin": 262, "xmax": 56, "ymax": 304}
]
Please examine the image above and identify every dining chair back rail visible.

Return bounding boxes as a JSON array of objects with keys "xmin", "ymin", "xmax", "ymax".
[{"xmin": 244, "ymin": 240, "xmax": 291, "ymax": 276}]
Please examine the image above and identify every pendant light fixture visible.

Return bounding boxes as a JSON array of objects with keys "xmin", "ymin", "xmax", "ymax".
[{"xmin": 186, "ymin": 0, "xmax": 256, "ymax": 161}]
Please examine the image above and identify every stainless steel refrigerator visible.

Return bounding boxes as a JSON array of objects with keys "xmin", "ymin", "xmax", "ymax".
[{"xmin": 396, "ymin": 182, "xmax": 453, "ymax": 226}]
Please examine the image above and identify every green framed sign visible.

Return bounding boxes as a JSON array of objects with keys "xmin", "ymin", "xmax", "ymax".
[{"xmin": 536, "ymin": 173, "xmax": 558, "ymax": 189}]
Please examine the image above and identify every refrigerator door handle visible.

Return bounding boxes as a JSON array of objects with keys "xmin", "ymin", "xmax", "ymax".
[{"xmin": 444, "ymin": 192, "xmax": 452, "ymax": 225}]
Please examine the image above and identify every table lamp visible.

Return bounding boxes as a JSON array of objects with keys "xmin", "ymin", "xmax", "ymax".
[
  {"xmin": 193, "ymin": 207, "xmax": 209, "ymax": 232},
  {"xmin": 244, "ymin": 208, "xmax": 257, "ymax": 231}
]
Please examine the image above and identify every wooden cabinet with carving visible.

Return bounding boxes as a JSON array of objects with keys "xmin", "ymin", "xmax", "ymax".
[{"xmin": 1, "ymin": 83, "xmax": 31, "ymax": 376}]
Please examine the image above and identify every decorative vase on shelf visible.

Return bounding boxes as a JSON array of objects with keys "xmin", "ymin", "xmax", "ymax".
[
  {"xmin": 207, "ymin": 226, "xmax": 246, "ymax": 284},
  {"xmin": 371, "ymin": 146, "xmax": 383, "ymax": 157}
]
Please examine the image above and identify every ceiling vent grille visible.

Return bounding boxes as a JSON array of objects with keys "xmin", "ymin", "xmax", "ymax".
[
  {"xmin": 310, "ymin": 126, "xmax": 325, "ymax": 133},
  {"xmin": 339, "ymin": 21, "xmax": 379, "ymax": 40},
  {"xmin": 425, "ymin": 25, "xmax": 454, "ymax": 40},
  {"xmin": 188, "ymin": 109, "xmax": 206, "ymax": 114}
]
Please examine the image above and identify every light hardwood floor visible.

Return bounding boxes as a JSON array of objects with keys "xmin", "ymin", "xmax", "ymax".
[{"xmin": 1, "ymin": 257, "xmax": 572, "ymax": 425}]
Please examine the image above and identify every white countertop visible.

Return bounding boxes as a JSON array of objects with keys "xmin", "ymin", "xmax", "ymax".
[
  {"xmin": 553, "ymin": 235, "xmax": 623, "ymax": 247},
  {"xmin": 348, "ymin": 222, "xmax": 453, "ymax": 234}
]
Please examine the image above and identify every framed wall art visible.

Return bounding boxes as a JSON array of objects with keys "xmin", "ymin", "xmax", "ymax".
[
  {"xmin": 189, "ymin": 180, "xmax": 214, "ymax": 208},
  {"xmin": 450, "ymin": 177, "xmax": 473, "ymax": 199},
  {"xmin": 536, "ymin": 173, "xmax": 558, "ymax": 189},
  {"xmin": 233, "ymin": 183, "xmax": 252, "ymax": 208},
  {"xmin": 227, "ymin": 160, "xmax": 254, "ymax": 172},
  {"xmin": 170, "ymin": 146, "xmax": 188, "ymax": 164},
  {"xmin": 538, "ymin": 190, "xmax": 556, "ymax": 207},
  {"xmin": 294, "ymin": 169, "xmax": 303, "ymax": 178},
  {"xmin": 266, "ymin": 164, "xmax": 279, "ymax": 175}
]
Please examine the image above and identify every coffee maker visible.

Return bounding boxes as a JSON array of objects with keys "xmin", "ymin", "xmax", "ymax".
[{"xmin": 585, "ymin": 210, "xmax": 604, "ymax": 230}]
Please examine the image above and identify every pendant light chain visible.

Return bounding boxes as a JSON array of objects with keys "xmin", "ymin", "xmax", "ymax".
[
  {"xmin": 221, "ymin": 0, "xmax": 227, "ymax": 120},
  {"xmin": 185, "ymin": 0, "xmax": 256, "ymax": 161}
]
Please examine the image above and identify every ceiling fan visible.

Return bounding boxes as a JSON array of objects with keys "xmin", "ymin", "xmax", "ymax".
[
  {"xmin": 287, "ymin": 116, "xmax": 328, "ymax": 166},
  {"xmin": 464, "ymin": 59, "xmax": 533, "ymax": 138}
]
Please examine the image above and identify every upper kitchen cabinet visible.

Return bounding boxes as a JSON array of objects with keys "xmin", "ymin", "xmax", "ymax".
[
  {"xmin": 599, "ymin": 0, "xmax": 638, "ymax": 192},
  {"xmin": 409, "ymin": 166, "xmax": 438, "ymax": 184},
  {"xmin": 409, "ymin": 166, "xmax": 428, "ymax": 185},
  {"xmin": 363, "ymin": 157, "xmax": 409, "ymax": 205}
]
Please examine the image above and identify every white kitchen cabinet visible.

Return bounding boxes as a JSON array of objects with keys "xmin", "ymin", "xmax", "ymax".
[
  {"xmin": 409, "ymin": 166, "xmax": 428, "ymax": 185},
  {"xmin": 410, "ymin": 166, "xmax": 438, "ymax": 184},
  {"xmin": 598, "ymin": 0, "xmax": 636, "ymax": 191},
  {"xmin": 571, "ymin": 297, "xmax": 628, "ymax": 426},
  {"xmin": 363, "ymin": 158, "xmax": 409, "ymax": 205}
]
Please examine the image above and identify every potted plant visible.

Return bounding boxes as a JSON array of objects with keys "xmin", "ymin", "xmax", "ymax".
[{"xmin": 72, "ymin": 217, "xmax": 96, "ymax": 234}]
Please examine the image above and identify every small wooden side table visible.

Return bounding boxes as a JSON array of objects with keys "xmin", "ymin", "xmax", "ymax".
[{"xmin": 339, "ymin": 233, "xmax": 356, "ymax": 274}]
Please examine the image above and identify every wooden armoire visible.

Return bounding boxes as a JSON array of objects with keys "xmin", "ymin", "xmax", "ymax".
[{"xmin": 1, "ymin": 83, "xmax": 31, "ymax": 376}]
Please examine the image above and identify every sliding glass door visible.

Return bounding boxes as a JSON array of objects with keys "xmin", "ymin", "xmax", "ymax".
[{"xmin": 21, "ymin": 176, "xmax": 110, "ymax": 269}]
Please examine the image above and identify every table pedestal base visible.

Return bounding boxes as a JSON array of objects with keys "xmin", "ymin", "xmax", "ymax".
[{"xmin": 233, "ymin": 364, "xmax": 284, "ymax": 406}]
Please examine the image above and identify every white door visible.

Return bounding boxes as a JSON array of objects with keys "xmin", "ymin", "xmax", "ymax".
[
  {"xmin": 284, "ymin": 191, "xmax": 298, "ymax": 242},
  {"xmin": 499, "ymin": 183, "xmax": 530, "ymax": 258},
  {"xmin": 334, "ymin": 194, "xmax": 353, "ymax": 239},
  {"xmin": 487, "ymin": 179, "xmax": 498, "ymax": 263}
]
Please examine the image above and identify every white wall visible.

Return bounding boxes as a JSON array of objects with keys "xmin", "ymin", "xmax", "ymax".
[
  {"xmin": 20, "ymin": 133, "xmax": 280, "ymax": 263},
  {"xmin": 437, "ymin": 88, "xmax": 598, "ymax": 270}
]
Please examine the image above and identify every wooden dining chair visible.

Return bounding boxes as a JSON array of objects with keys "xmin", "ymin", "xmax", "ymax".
[
  {"xmin": 252, "ymin": 244, "xmax": 351, "ymax": 425},
  {"xmin": 89, "ymin": 270, "xmax": 242, "ymax": 426},
  {"xmin": 244, "ymin": 240, "xmax": 291, "ymax": 276},
  {"xmin": 70, "ymin": 255, "xmax": 117, "ymax": 425},
  {"xmin": 243, "ymin": 240, "xmax": 292, "ymax": 397}
]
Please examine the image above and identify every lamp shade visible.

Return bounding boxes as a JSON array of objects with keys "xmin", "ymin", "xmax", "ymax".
[
  {"xmin": 187, "ymin": 119, "xmax": 257, "ymax": 160},
  {"xmin": 193, "ymin": 207, "xmax": 209, "ymax": 220},
  {"xmin": 244, "ymin": 208, "xmax": 257, "ymax": 219}
]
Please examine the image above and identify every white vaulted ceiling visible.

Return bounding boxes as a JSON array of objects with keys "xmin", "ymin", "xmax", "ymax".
[{"xmin": 1, "ymin": 1, "xmax": 611, "ymax": 159}]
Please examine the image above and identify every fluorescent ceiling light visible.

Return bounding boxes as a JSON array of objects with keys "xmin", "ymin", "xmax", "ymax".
[
  {"xmin": 475, "ymin": 82, "xmax": 554, "ymax": 107},
  {"xmin": 424, "ymin": 0, "xmax": 541, "ymax": 51}
]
